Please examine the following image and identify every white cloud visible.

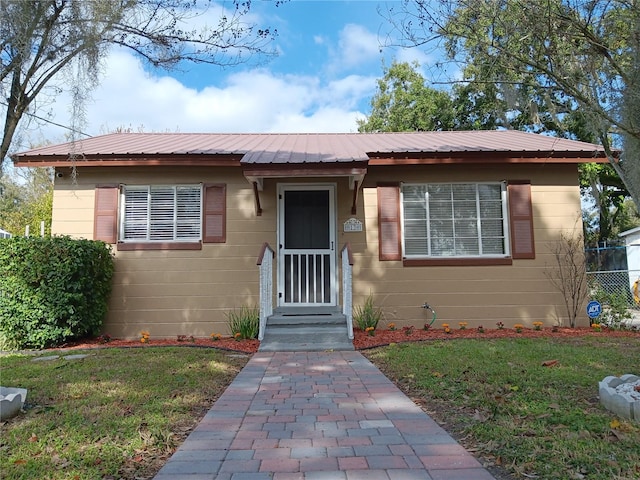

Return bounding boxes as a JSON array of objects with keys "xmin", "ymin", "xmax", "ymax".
[
  {"xmin": 396, "ymin": 48, "xmax": 431, "ymax": 69},
  {"xmin": 329, "ymin": 23, "xmax": 381, "ymax": 72},
  {"xmin": 27, "ymin": 47, "xmax": 376, "ymax": 143}
]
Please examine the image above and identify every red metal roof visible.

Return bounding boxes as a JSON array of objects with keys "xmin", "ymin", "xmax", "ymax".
[{"xmin": 13, "ymin": 130, "xmax": 609, "ymax": 165}]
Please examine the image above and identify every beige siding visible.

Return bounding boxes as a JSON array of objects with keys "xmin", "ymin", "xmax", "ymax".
[
  {"xmin": 354, "ymin": 164, "xmax": 586, "ymax": 330},
  {"xmin": 52, "ymin": 167, "xmax": 276, "ymax": 338},
  {"xmin": 51, "ymin": 162, "xmax": 588, "ymax": 339},
  {"xmin": 51, "ymin": 184, "xmax": 95, "ymax": 238}
]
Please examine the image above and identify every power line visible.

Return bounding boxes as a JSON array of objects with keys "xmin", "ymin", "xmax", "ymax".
[{"xmin": 0, "ymin": 101, "xmax": 92, "ymax": 138}]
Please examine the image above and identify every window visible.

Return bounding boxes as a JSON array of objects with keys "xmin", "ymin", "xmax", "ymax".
[
  {"xmin": 94, "ymin": 183, "xmax": 225, "ymax": 249},
  {"xmin": 120, "ymin": 185, "xmax": 202, "ymax": 242},
  {"xmin": 402, "ymin": 183, "xmax": 508, "ymax": 258}
]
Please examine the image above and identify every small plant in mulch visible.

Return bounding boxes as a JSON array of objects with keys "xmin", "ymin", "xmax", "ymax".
[
  {"xmin": 423, "ymin": 323, "xmax": 431, "ymax": 331},
  {"xmin": 591, "ymin": 323, "xmax": 602, "ymax": 332},
  {"xmin": 533, "ymin": 321, "xmax": 544, "ymax": 331},
  {"xmin": 388, "ymin": 322, "xmax": 396, "ymax": 331},
  {"xmin": 442, "ymin": 323, "xmax": 451, "ymax": 334},
  {"xmin": 140, "ymin": 331, "xmax": 150, "ymax": 343},
  {"xmin": 233, "ymin": 332, "xmax": 242, "ymax": 341},
  {"xmin": 403, "ymin": 326, "xmax": 415, "ymax": 336},
  {"xmin": 458, "ymin": 322, "xmax": 468, "ymax": 330},
  {"xmin": 210, "ymin": 333, "xmax": 222, "ymax": 341},
  {"xmin": 365, "ymin": 326, "xmax": 375, "ymax": 336},
  {"xmin": 177, "ymin": 335, "xmax": 195, "ymax": 343},
  {"xmin": 354, "ymin": 293, "xmax": 383, "ymax": 331},
  {"xmin": 97, "ymin": 334, "xmax": 112, "ymax": 344},
  {"xmin": 514, "ymin": 324, "xmax": 524, "ymax": 333},
  {"xmin": 496, "ymin": 321, "xmax": 504, "ymax": 330},
  {"xmin": 551, "ymin": 325, "xmax": 559, "ymax": 332},
  {"xmin": 477, "ymin": 325, "xmax": 485, "ymax": 333},
  {"xmin": 226, "ymin": 305, "xmax": 259, "ymax": 340}
]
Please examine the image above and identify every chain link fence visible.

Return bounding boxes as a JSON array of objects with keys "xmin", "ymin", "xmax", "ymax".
[
  {"xmin": 585, "ymin": 244, "xmax": 640, "ymax": 328},
  {"xmin": 586, "ymin": 269, "xmax": 640, "ymax": 327}
]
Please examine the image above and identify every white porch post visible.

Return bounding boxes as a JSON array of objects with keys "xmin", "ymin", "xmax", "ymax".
[
  {"xmin": 257, "ymin": 243, "xmax": 275, "ymax": 341},
  {"xmin": 341, "ymin": 243, "xmax": 354, "ymax": 339}
]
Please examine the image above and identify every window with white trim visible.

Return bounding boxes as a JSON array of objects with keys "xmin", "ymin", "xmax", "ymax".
[
  {"xmin": 120, "ymin": 185, "xmax": 202, "ymax": 242},
  {"xmin": 402, "ymin": 183, "xmax": 508, "ymax": 257}
]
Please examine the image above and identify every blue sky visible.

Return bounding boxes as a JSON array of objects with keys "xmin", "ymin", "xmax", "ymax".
[
  {"xmin": 12, "ymin": 1, "xmax": 442, "ymax": 151},
  {"xmin": 170, "ymin": 1, "xmax": 410, "ymax": 91}
]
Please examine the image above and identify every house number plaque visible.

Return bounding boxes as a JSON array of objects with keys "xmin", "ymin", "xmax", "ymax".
[{"xmin": 343, "ymin": 218, "xmax": 363, "ymax": 232}]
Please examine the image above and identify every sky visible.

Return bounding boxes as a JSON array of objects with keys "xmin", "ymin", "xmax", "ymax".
[{"xmin": 8, "ymin": 0, "xmax": 448, "ymax": 153}]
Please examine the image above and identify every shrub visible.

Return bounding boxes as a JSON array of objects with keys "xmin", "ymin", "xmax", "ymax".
[
  {"xmin": 591, "ymin": 285, "xmax": 633, "ymax": 328},
  {"xmin": 0, "ymin": 236, "xmax": 114, "ymax": 349},
  {"xmin": 354, "ymin": 294, "xmax": 383, "ymax": 331},
  {"xmin": 226, "ymin": 305, "xmax": 259, "ymax": 339}
]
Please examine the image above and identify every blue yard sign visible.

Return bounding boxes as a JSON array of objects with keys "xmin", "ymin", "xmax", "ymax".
[{"xmin": 586, "ymin": 300, "xmax": 602, "ymax": 319}]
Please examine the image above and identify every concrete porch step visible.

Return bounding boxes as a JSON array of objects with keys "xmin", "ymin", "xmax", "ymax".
[
  {"xmin": 273, "ymin": 306, "xmax": 342, "ymax": 315},
  {"xmin": 259, "ymin": 309, "xmax": 353, "ymax": 352},
  {"xmin": 258, "ymin": 338, "xmax": 354, "ymax": 352},
  {"xmin": 267, "ymin": 314, "xmax": 348, "ymax": 326}
]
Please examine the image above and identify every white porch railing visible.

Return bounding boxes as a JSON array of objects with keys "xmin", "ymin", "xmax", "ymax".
[
  {"xmin": 257, "ymin": 243, "xmax": 275, "ymax": 341},
  {"xmin": 283, "ymin": 251, "xmax": 332, "ymax": 304},
  {"xmin": 341, "ymin": 243, "xmax": 354, "ymax": 339}
]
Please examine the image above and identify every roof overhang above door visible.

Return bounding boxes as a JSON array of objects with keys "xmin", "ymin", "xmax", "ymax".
[
  {"xmin": 242, "ymin": 164, "xmax": 367, "ymax": 216},
  {"xmin": 243, "ymin": 164, "xmax": 367, "ymax": 191}
]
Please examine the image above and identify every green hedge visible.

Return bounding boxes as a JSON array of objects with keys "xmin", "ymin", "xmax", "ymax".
[{"xmin": 0, "ymin": 236, "xmax": 114, "ymax": 349}]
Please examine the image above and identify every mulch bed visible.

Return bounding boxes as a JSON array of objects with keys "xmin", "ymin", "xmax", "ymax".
[{"xmin": 44, "ymin": 325, "xmax": 640, "ymax": 354}]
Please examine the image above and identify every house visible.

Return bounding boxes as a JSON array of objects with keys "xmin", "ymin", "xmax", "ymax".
[
  {"xmin": 0, "ymin": 228, "xmax": 11, "ymax": 239},
  {"xmin": 619, "ymin": 226, "xmax": 640, "ymax": 298},
  {"xmin": 12, "ymin": 130, "xmax": 610, "ymax": 340}
]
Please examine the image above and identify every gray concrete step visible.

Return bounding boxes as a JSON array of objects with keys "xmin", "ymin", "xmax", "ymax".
[
  {"xmin": 273, "ymin": 306, "xmax": 341, "ymax": 315},
  {"xmin": 258, "ymin": 339, "xmax": 354, "ymax": 352},
  {"xmin": 259, "ymin": 310, "xmax": 353, "ymax": 352},
  {"xmin": 267, "ymin": 314, "xmax": 347, "ymax": 326}
]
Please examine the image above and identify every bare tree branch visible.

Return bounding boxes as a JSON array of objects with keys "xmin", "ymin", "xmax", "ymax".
[{"xmin": 0, "ymin": 0, "xmax": 283, "ymax": 172}]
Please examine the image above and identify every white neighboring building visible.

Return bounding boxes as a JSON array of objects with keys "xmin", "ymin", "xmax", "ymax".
[
  {"xmin": 0, "ymin": 228, "xmax": 11, "ymax": 239},
  {"xmin": 619, "ymin": 226, "xmax": 640, "ymax": 295}
]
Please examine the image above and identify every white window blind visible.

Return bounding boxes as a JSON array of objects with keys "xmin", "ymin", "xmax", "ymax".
[
  {"xmin": 121, "ymin": 185, "xmax": 202, "ymax": 242},
  {"xmin": 402, "ymin": 183, "xmax": 507, "ymax": 257}
]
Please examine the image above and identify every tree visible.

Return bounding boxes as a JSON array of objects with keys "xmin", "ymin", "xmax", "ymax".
[
  {"xmin": 357, "ymin": 61, "xmax": 456, "ymax": 132},
  {"xmin": 545, "ymin": 230, "xmax": 589, "ymax": 327},
  {"xmin": 579, "ymin": 163, "xmax": 638, "ymax": 247},
  {"xmin": 0, "ymin": 167, "xmax": 53, "ymax": 236},
  {"xmin": 360, "ymin": 56, "xmax": 638, "ymax": 245},
  {"xmin": 1, "ymin": 0, "xmax": 282, "ymax": 172},
  {"xmin": 386, "ymin": 0, "xmax": 640, "ymax": 208}
]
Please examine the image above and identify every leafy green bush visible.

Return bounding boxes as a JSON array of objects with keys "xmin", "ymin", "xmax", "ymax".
[
  {"xmin": 592, "ymin": 285, "xmax": 633, "ymax": 328},
  {"xmin": 0, "ymin": 236, "xmax": 114, "ymax": 349},
  {"xmin": 226, "ymin": 305, "xmax": 259, "ymax": 339},
  {"xmin": 354, "ymin": 293, "xmax": 383, "ymax": 331}
]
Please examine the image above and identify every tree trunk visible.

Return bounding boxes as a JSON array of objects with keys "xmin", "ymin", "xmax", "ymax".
[{"xmin": 1, "ymin": 68, "xmax": 26, "ymax": 171}]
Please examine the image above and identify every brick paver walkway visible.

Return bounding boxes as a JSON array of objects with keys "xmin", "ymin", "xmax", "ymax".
[{"xmin": 153, "ymin": 351, "xmax": 497, "ymax": 480}]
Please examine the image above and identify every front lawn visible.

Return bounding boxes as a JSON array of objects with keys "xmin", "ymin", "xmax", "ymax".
[
  {"xmin": 0, "ymin": 347, "xmax": 249, "ymax": 479},
  {"xmin": 365, "ymin": 336, "xmax": 640, "ymax": 480},
  {"xmin": 2, "ymin": 337, "xmax": 639, "ymax": 480}
]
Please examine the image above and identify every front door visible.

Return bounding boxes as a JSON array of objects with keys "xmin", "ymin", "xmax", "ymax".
[{"xmin": 278, "ymin": 184, "xmax": 336, "ymax": 306}]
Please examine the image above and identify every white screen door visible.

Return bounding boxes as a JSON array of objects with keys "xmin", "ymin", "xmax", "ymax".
[{"xmin": 278, "ymin": 185, "xmax": 336, "ymax": 306}]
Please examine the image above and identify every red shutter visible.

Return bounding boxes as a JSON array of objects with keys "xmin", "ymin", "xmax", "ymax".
[
  {"xmin": 94, "ymin": 185, "xmax": 118, "ymax": 243},
  {"xmin": 203, "ymin": 184, "xmax": 226, "ymax": 243},
  {"xmin": 508, "ymin": 181, "xmax": 535, "ymax": 259},
  {"xmin": 377, "ymin": 184, "xmax": 402, "ymax": 261}
]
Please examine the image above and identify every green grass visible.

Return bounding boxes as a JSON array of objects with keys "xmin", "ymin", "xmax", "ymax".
[
  {"xmin": 3, "ymin": 338, "xmax": 639, "ymax": 480},
  {"xmin": 365, "ymin": 337, "xmax": 640, "ymax": 480},
  {"xmin": 0, "ymin": 347, "xmax": 249, "ymax": 479}
]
